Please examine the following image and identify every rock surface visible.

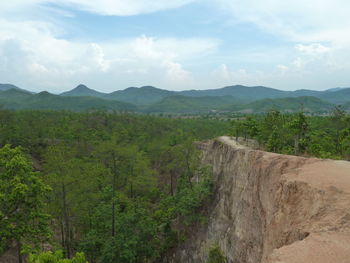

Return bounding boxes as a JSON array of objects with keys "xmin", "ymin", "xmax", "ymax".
[{"xmin": 167, "ymin": 136, "xmax": 350, "ymax": 263}]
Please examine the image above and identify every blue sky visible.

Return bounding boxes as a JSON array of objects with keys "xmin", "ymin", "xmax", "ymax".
[{"xmin": 0, "ymin": 0, "xmax": 349, "ymax": 93}]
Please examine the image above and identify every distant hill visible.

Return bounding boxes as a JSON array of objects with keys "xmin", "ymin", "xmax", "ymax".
[
  {"xmin": 1, "ymin": 83, "xmax": 350, "ymax": 114},
  {"xmin": 0, "ymin": 88, "xmax": 32, "ymax": 99},
  {"xmin": 342, "ymin": 101, "xmax": 350, "ymax": 111},
  {"xmin": 0, "ymin": 83, "xmax": 33, "ymax": 93},
  {"xmin": 238, "ymin": 96, "xmax": 333, "ymax": 113},
  {"xmin": 325, "ymin": 87, "xmax": 348, "ymax": 92},
  {"xmin": 291, "ymin": 89, "xmax": 322, "ymax": 97},
  {"xmin": 60, "ymin": 84, "xmax": 106, "ymax": 97},
  {"xmin": 0, "ymin": 89, "xmax": 136, "ymax": 111},
  {"xmin": 145, "ymin": 95, "xmax": 242, "ymax": 113},
  {"xmin": 178, "ymin": 85, "xmax": 287, "ymax": 102},
  {"xmin": 105, "ymin": 86, "xmax": 175, "ymax": 105},
  {"xmin": 0, "ymin": 89, "xmax": 33, "ymax": 109},
  {"xmin": 317, "ymin": 88, "xmax": 350, "ymax": 104},
  {"xmin": 0, "ymin": 83, "xmax": 21, "ymax": 91},
  {"xmin": 49, "ymin": 84, "xmax": 350, "ymax": 108},
  {"xmin": 144, "ymin": 95, "xmax": 334, "ymax": 114}
]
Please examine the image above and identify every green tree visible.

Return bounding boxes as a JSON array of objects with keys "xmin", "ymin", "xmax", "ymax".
[
  {"xmin": 0, "ymin": 145, "xmax": 51, "ymax": 263},
  {"xmin": 288, "ymin": 111, "xmax": 309, "ymax": 155},
  {"xmin": 29, "ymin": 250, "xmax": 88, "ymax": 263},
  {"xmin": 207, "ymin": 246, "xmax": 227, "ymax": 263},
  {"xmin": 44, "ymin": 144, "xmax": 79, "ymax": 258},
  {"xmin": 331, "ymin": 106, "xmax": 346, "ymax": 154},
  {"xmin": 231, "ymin": 119, "xmax": 245, "ymax": 141},
  {"xmin": 266, "ymin": 125, "xmax": 283, "ymax": 152}
]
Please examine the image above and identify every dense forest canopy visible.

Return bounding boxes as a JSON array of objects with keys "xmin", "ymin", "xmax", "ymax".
[
  {"xmin": 0, "ymin": 108, "xmax": 349, "ymax": 263},
  {"xmin": 0, "ymin": 110, "xmax": 230, "ymax": 263},
  {"xmin": 230, "ymin": 107, "xmax": 350, "ymax": 160}
]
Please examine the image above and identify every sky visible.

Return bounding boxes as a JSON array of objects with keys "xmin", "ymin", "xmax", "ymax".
[{"xmin": 1, "ymin": 0, "xmax": 350, "ymax": 93}]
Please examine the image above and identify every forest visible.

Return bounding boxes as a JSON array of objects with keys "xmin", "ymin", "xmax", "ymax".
[
  {"xmin": 0, "ymin": 110, "xmax": 230, "ymax": 263},
  {"xmin": 231, "ymin": 106, "xmax": 350, "ymax": 160},
  {"xmin": 0, "ymin": 108, "xmax": 349, "ymax": 263}
]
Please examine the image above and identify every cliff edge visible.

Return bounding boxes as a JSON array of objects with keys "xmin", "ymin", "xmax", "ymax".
[{"xmin": 167, "ymin": 136, "xmax": 350, "ymax": 263}]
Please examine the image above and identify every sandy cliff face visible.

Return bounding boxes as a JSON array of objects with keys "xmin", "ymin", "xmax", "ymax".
[{"xmin": 167, "ymin": 136, "xmax": 350, "ymax": 263}]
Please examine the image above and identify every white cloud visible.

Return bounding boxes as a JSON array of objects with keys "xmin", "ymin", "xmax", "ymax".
[
  {"xmin": 0, "ymin": 0, "xmax": 218, "ymax": 92},
  {"xmin": 295, "ymin": 43, "xmax": 331, "ymax": 56},
  {"xmin": 1, "ymin": 0, "xmax": 197, "ymax": 16},
  {"xmin": 211, "ymin": 62, "xmax": 349, "ymax": 91},
  {"xmin": 85, "ymin": 43, "xmax": 111, "ymax": 72},
  {"xmin": 212, "ymin": 0, "xmax": 350, "ymax": 89},
  {"xmin": 277, "ymin": 65, "xmax": 288, "ymax": 75},
  {"xmin": 292, "ymin": 58, "xmax": 307, "ymax": 71},
  {"xmin": 1, "ymin": 0, "xmax": 350, "ymax": 92},
  {"xmin": 0, "ymin": 15, "xmax": 217, "ymax": 92},
  {"xmin": 212, "ymin": 64, "xmax": 267, "ymax": 87},
  {"xmin": 59, "ymin": 0, "xmax": 197, "ymax": 16},
  {"xmin": 217, "ymin": 0, "xmax": 350, "ymax": 45}
]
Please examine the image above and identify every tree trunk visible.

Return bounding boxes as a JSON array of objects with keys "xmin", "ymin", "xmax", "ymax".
[
  {"xmin": 294, "ymin": 136, "xmax": 299, "ymax": 155},
  {"xmin": 60, "ymin": 218, "xmax": 65, "ymax": 250},
  {"xmin": 185, "ymin": 148, "xmax": 193, "ymax": 189},
  {"xmin": 170, "ymin": 173, "xmax": 174, "ymax": 196},
  {"xmin": 17, "ymin": 240, "xmax": 23, "ymax": 263},
  {"xmin": 130, "ymin": 182, "xmax": 133, "ymax": 199},
  {"xmin": 112, "ymin": 152, "xmax": 117, "ymax": 238},
  {"xmin": 62, "ymin": 183, "xmax": 71, "ymax": 258}
]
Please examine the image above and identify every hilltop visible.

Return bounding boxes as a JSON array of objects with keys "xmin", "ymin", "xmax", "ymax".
[{"xmin": 1, "ymin": 83, "xmax": 350, "ymax": 113}]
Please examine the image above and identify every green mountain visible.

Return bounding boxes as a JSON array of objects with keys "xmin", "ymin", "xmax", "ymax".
[
  {"xmin": 0, "ymin": 83, "xmax": 21, "ymax": 91},
  {"xmin": 60, "ymin": 84, "xmax": 106, "ymax": 97},
  {"xmin": 0, "ymin": 89, "xmax": 33, "ymax": 109},
  {"xmin": 317, "ymin": 88, "xmax": 350, "ymax": 104},
  {"xmin": 325, "ymin": 87, "xmax": 348, "ymax": 92},
  {"xmin": 0, "ymin": 83, "xmax": 33, "ymax": 93},
  {"xmin": 178, "ymin": 86, "xmax": 336, "ymax": 102},
  {"xmin": 238, "ymin": 96, "xmax": 334, "ymax": 113},
  {"xmin": 145, "ymin": 95, "xmax": 242, "ymax": 113},
  {"xmin": 341, "ymin": 101, "xmax": 350, "ymax": 110},
  {"xmin": 0, "ymin": 88, "xmax": 32, "ymax": 99},
  {"xmin": 178, "ymin": 85, "xmax": 287, "ymax": 102},
  {"xmin": 57, "ymin": 84, "xmax": 350, "ymax": 107},
  {"xmin": 291, "ymin": 89, "xmax": 322, "ymax": 97},
  {"xmin": 145, "ymin": 95, "xmax": 334, "ymax": 114},
  {"xmin": 0, "ymin": 89, "xmax": 136, "ymax": 111},
  {"xmin": 105, "ymin": 86, "xmax": 175, "ymax": 105},
  {"xmin": 1, "ymin": 83, "xmax": 349, "ymax": 114}
]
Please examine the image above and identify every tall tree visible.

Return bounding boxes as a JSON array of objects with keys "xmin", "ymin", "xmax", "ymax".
[
  {"xmin": 288, "ymin": 112, "xmax": 309, "ymax": 155},
  {"xmin": 44, "ymin": 144, "xmax": 81, "ymax": 258},
  {"xmin": 331, "ymin": 106, "xmax": 346, "ymax": 154},
  {"xmin": 0, "ymin": 145, "xmax": 51, "ymax": 263}
]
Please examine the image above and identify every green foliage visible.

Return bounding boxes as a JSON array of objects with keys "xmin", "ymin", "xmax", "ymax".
[
  {"xmin": 0, "ymin": 144, "xmax": 51, "ymax": 255},
  {"xmin": 243, "ymin": 96, "xmax": 333, "ymax": 113},
  {"xmin": 0, "ymin": 110, "xmax": 228, "ymax": 262},
  {"xmin": 207, "ymin": 246, "xmax": 227, "ymax": 263},
  {"xmin": 230, "ymin": 108, "xmax": 350, "ymax": 159},
  {"xmin": 2, "ymin": 85, "xmax": 350, "ymax": 114},
  {"xmin": 0, "ymin": 89, "xmax": 135, "ymax": 111},
  {"xmin": 29, "ymin": 250, "xmax": 88, "ymax": 263},
  {"xmin": 145, "ymin": 95, "xmax": 241, "ymax": 113},
  {"xmin": 107, "ymin": 86, "xmax": 174, "ymax": 105},
  {"xmin": 79, "ymin": 141, "xmax": 213, "ymax": 263},
  {"xmin": 2, "ymin": 107, "xmax": 350, "ymax": 263}
]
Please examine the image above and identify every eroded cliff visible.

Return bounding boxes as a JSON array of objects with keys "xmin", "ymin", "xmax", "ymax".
[{"xmin": 167, "ymin": 136, "xmax": 350, "ymax": 263}]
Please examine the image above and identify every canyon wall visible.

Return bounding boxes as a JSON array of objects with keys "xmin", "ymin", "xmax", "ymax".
[{"xmin": 167, "ymin": 136, "xmax": 350, "ymax": 263}]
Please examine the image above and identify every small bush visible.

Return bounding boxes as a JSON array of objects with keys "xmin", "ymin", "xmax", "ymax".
[
  {"xmin": 29, "ymin": 250, "xmax": 88, "ymax": 263},
  {"xmin": 207, "ymin": 245, "xmax": 227, "ymax": 263}
]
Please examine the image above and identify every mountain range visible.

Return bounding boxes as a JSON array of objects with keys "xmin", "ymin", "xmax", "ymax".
[{"xmin": 0, "ymin": 83, "xmax": 349, "ymax": 114}]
